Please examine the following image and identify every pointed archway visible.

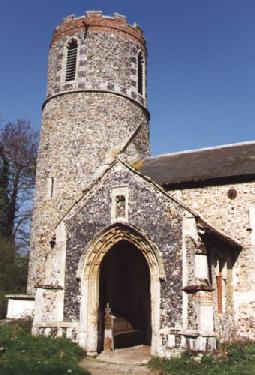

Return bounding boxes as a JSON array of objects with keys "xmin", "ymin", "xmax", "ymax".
[
  {"xmin": 98, "ymin": 239, "xmax": 151, "ymax": 351},
  {"xmin": 77, "ymin": 224, "xmax": 163, "ymax": 356}
]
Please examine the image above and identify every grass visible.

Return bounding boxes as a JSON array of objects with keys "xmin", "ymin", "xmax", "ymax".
[
  {"xmin": 2, "ymin": 321, "xmax": 254, "ymax": 375},
  {"xmin": 149, "ymin": 341, "xmax": 255, "ymax": 375},
  {"xmin": 0, "ymin": 320, "xmax": 90, "ymax": 375}
]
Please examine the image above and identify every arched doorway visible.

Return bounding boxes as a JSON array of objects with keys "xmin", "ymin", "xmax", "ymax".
[
  {"xmin": 98, "ymin": 240, "xmax": 151, "ymax": 351},
  {"xmin": 77, "ymin": 224, "xmax": 163, "ymax": 356}
]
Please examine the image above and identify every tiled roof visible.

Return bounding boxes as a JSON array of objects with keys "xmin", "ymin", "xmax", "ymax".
[{"xmin": 140, "ymin": 141, "xmax": 255, "ymax": 185}]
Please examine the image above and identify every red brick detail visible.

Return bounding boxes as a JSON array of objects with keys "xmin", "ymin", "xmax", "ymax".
[
  {"xmin": 51, "ymin": 13, "xmax": 146, "ymax": 47},
  {"xmin": 192, "ymin": 291, "xmax": 213, "ymax": 305},
  {"xmin": 216, "ymin": 273, "xmax": 223, "ymax": 313}
]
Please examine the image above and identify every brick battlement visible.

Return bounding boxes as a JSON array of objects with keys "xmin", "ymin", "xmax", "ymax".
[{"xmin": 51, "ymin": 11, "xmax": 145, "ymax": 46}]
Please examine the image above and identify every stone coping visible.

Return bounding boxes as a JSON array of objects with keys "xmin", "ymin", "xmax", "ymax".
[
  {"xmin": 183, "ymin": 284, "xmax": 214, "ymax": 293},
  {"xmin": 180, "ymin": 330, "xmax": 216, "ymax": 337},
  {"xmin": 36, "ymin": 284, "xmax": 64, "ymax": 290},
  {"xmin": 5, "ymin": 294, "xmax": 35, "ymax": 300},
  {"xmin": 43, "ymin": 89, "xmax": 150, "ymax": 115},
  {"xmin": 33, "ymin": 321, "xmax": 79, "ymax": 328}
]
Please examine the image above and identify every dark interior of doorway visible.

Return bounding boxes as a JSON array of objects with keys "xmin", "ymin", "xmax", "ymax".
[{"xmin": 98, "ymin": 240, "xmax": 151, "ymax": 352}]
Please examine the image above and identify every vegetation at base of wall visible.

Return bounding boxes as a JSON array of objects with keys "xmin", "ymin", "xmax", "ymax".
[
  {"xmin": 149, "ymin": 341, "xmax": 255, "ymax": 375},
  {"xmin": 0, "ymin": 236, "xmax": 28, "ymax": 318},
  {"xmin": 0, "ymin": 320, "xmax": 90, "ymax": 375}
]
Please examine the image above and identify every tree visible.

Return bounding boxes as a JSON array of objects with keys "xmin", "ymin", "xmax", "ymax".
[
  {"xmin": 0, "ymin": 147, "xmax": 10, "ymax": 238},
  {"xmin": 0, "ymin": 120, "xmax": 38, "ymax": 251},
  {"xmin": 0, "ymin": 120, "xmax": 38, "ymax": 317}
]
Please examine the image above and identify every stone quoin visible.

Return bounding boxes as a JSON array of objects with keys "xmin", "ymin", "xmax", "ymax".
[{"xmin": 7, "ymin": 11, "xmax": 255, "ymax": 358}]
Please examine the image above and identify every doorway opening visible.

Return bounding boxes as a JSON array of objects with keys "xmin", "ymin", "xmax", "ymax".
[{"xmin": 98, "ymin": 240, "xmax": 151, "ymax": 352}]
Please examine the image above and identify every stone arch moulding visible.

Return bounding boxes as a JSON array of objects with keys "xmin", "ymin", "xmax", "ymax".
[{"xmin": 77, "ymin": 223, "xmax": 164, "ymax": 356}]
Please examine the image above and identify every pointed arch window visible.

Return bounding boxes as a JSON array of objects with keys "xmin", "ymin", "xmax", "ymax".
[
  {"xmin": 137, "ymin": 51, "xmax": 145, "ymax": 96},
  {"xmin": 65, "ymin": 39, "xmax": 78, "ymax": 82}
]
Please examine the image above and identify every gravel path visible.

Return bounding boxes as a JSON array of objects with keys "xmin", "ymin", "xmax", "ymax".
[
  {"xmin": 79, "ymin": 346, "xmax": 158, "ymax": 375},
  {"xmin": 80, "ymin": 358, "xmax": 156, "ymax": 375}
]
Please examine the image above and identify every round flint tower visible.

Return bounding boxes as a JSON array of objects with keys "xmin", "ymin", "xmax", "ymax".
[{"xmin": 28, "ymin": 11, "xmax": 150, "ymax": 291}]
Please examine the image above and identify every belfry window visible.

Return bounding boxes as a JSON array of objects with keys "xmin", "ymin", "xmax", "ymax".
[
  {"xmin": 137, "ymin": 51, "xmax": 145, "ymax": 96},
  {"xmin": 65, "ymin": 39, "xmax": 78, "ymax": 82}
]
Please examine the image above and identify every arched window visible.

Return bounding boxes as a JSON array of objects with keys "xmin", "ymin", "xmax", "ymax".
[
  {"xmin": 137, "ymin": 52, "xmax": 145, "ymax": 96},
  {"xmin": 65, "ymin": 39, "xmax": 78, "ymax": 82}
]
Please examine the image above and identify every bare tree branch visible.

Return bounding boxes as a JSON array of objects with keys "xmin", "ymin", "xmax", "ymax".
[{"xmin": 0, "ymin": 120, "xmax": 38, "ymax": 253}]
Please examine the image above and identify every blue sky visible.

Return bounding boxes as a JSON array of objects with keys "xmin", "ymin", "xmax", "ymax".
[{"xmin": 0, "ymin": 0, "xmax": 255, "ymax": 155}]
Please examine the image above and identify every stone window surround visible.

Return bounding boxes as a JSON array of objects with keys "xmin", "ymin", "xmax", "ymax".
[
  {"xmin": 137, "ymin": 50, "xmax": 146, "ymax": 98},
  {"xmin": 60, "ymin": 36, "xmax": 80, "ymax": 85},
  {"xmin": 111, "ymin": 186, "xmax": 129, "ymax": 222}
]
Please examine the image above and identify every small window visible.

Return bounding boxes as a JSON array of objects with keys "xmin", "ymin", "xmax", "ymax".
[
  {"xmin": 50, "ymin": 177, "xmax": 54, "ymax": 198},
  {"xmin": 227, "ymin": 188, "xmax": 237, "ymax": 199},
  {"xmin": 111, "ymin": 187, "xmax": 129, "ymax": 222},
  {"xmin": 116, "ymin": 195, "xmax": 126, "ymax": 218},
  {"xmin": 65, "ymin": 39, "xmax": 78, "ymax": 82},
  {"xmin": 137, "ymin": 52, "xmax": 145, "ymax": 96}
]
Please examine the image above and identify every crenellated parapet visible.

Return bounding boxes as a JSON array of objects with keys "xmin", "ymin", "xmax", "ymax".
[{"xmin": 52, "ymin": 11, "xmax": 146, "ymax": 47}]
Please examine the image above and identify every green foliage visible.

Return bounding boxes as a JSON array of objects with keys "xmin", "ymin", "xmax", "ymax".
[
  {"xmin": 0, "ymin": 322, "xmax": 90, "ymax": 375},
  {"xmin": 0, "ymin": 119, "xmax": 38, "ymax": 319},
  {"xmin": 0, "ymin": 236, "xmax": 28, "ymax": 318},
  {"xmin": 149, "ymin": 342, "xmax": 255, "ymax": 375}
]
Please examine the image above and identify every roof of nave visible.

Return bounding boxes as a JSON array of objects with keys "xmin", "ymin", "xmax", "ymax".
[{"xmin": 140, "ymin": 141, "xmax": 255, "ymax": 187}]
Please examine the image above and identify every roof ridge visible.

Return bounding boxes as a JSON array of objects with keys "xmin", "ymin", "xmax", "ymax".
[{"xmin": 147, "ymin": 140, "xmax": 255, "ymax": 160}]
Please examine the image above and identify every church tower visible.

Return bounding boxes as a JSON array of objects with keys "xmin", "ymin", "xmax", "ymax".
[{"xmin": 28, "ymin": 11, "xmax": 149, "ymax": 291}]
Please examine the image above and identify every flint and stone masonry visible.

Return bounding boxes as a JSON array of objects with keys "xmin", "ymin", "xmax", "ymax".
[
  {"xmin": 28, "ymin": 11, "xmax": 149, "ymax": 292},
  {"xmin": 8, "ymin": 10, "xmax": 254, "ymax": 358}
]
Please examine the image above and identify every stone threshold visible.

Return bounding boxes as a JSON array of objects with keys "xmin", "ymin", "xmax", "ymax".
[{"xmin": 95, "ymin": 345, "xmax": 152, "ymax": 365}]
